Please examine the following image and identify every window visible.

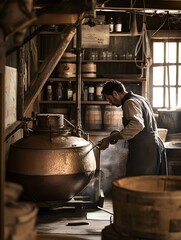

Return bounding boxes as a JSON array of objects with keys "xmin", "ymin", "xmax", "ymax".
[{"xmin": 151, "ymin": 40, "xmax": 181, "ymax": 109}]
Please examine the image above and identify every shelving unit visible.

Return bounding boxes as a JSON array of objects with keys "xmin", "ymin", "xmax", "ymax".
[{"xmin": 38, "ymin": 25, "xmax": 146, "ymax": 130}]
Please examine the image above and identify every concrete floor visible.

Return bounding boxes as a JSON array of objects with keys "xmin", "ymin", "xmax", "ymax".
[{"xmin": 36, "ymin": 197, "xmax": 113, "ymax": 240}]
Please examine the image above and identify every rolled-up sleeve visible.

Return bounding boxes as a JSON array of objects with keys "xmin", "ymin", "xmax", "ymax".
[{"xmin": 120, "ymin": 99, "xmax": 145, "ymax": 140}]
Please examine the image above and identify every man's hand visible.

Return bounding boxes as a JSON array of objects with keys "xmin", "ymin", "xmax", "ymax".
[{"xmin": 98, "ymin": 137, "xmax": 111, "ymax": 150}]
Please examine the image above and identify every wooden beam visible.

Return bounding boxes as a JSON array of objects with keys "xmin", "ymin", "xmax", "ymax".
[
  {"xmin": 35, "ymin": 13, "xmax": 79, "ymax": 25},
  {"xmin": 34, "ymin": 0, "xmax": 96, "ymax": 14},
  {"xmin": 0, "ymin": 32, "xmax": 5, "ymax": 240},
  {"xmin": 24, "ymin": 24, "xmax": 77, "ymax": 114},
  {"xmin": 104, "ymin": 0, "xmax": 181, "ymax": 11},
  {"xmin": 17, "ymin": 47, "xmax": 25, "ymax": 119},
  {"xmin": 150, "ymin": 30, "xmax": 181, "ymax": 39},
  {"xmin": 133, "ymin": 0, "xmax": 181, "ymax": 11}
]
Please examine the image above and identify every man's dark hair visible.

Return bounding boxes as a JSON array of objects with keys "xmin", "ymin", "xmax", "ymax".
[{"xmin": 101, "ymin": 80, "xmax": 126, "ymax": 95}]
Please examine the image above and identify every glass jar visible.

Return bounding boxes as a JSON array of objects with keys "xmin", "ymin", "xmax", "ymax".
[
  {"xmin": 115, "ymin": 17, "xmax": 122, "ymax": 32},
  {"xmin": 88, "ymin": 85, "xmax": 95, "ymax": 101},
  {"xmin": 96, "ymin": 83, "xmax": 104, "ymax": 100}
]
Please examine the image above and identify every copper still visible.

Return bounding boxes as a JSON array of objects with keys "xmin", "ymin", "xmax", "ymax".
[{"xmin": 7, "ymin": 113, "xmax": 96, "ymax": 207}]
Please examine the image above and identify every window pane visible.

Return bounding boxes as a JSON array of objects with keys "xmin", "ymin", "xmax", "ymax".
[
  {"xmin": 179, "ymin": 43, "xmax": 181, "ymax": 63},
  {"xmin": 153, "ymin": 87, "xmax": 163, "ymax": 107},
  {"xmin": 178, "ymin": 88, "xmax": 181, "ymax": 107},
  {"xmin": 165, "ymin": 65, "xmax": 176, "ymax": 85},
  {"xmin": 152, "ymin": 41, "xmax": 181, "ymax": 110},
  {"xmin": 153, "ymin": 42, "xmax": 164, "ymax": 63},
  {"xmin": 178, "ymin": 66, "xmax": 181, "ymax": 85},
  {"xmin": 166, "ymin": 42, "xmax": 176, "ymax": 63},
  {"xmin": 153, "ymin": 66, "xmax": 164, "ymax": 85},
  {"xmin": 165, "ymin": 87, "xmax": 176, "ymax": 108}
]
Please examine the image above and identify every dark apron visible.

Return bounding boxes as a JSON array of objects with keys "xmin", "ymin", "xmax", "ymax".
[{"xmin": 122, "ymin": 92, "xmax": 168, "ymax": 176}]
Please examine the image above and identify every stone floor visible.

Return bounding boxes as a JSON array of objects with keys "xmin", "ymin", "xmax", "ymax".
[{"xmin": 36, "ymin": 197, "xmax": 113, "ymax": 240}]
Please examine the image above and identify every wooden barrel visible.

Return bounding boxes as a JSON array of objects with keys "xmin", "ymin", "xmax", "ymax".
[
  {"xmin": 102, "ymin": 224, "xmax": 137, "ymax": 240},
  {"xmin": 103, "ymin": 106, "xmax": 123, "ymax": 131},
  {"xmin": 57, "ymin": 63, "xmax": 76, "ymax": 78},
  {"xmin": 85, "ymin": 105, "xmax": 102, "ymax": 130},
  {"xmin": 112, "ymin": 176, "xmax": 181, "ymax": 240},
  {"xmin": 81, "ymin": 63, "xmax": 96, "ymax": 78}
]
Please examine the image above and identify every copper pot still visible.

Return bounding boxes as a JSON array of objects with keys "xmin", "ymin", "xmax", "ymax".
[{"xmin": 7, "ymin": 113, "xmax": 96, "ymax": 206}]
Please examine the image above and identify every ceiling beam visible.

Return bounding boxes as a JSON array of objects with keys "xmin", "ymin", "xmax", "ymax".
[
  {"xmin": 34, "ymin": 0, "xmax": 97, "ymax": 14},
  {"xmin": 104, "ymin": 0, "xmax": 181, "ymax": 11}
]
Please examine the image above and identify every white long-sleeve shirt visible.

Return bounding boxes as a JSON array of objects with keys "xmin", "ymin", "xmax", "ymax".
[{"xmin": 120, "ymin": 98, "xmax": 145, "ymax": 140}]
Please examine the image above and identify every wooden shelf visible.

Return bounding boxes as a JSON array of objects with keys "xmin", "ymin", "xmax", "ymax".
[
  {"xmin": 40, "ymin": 31, "xmax": 141, "ymax": 37},
  {"xmin": 40, "ymin": 100, "xmax": 74, "ymax": 104},
  {"xmin": 39, "ymin": 100, "xmax": 109, "ymax": 104},
  {"xmin": 40, "ymin": 31, "xmax": 62, "ymax": 35},
  {"xmin": 47, "ymin": 76, "xmax": 145, "ymax": 82},
  {"xmin": 110, "ymin": 32, "xmax": 141, "ymax": 37},
  {"xmin": 48, "ymin": 78, "xmax": 76, "ymax": 82},
  {"xmin": 38, "ymin": 26, "xmax": 146, "ymax": 114},
  {"xmin": 39, "ymin": 59, "xmax": 143, "ymax": 63},
  {"xmin": 82, "ymin": 60, "xmax": 143, "ymax": 63}
]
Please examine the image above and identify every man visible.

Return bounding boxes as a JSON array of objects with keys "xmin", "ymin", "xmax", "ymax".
[{"xmin": 99, "ymin": 80, "xmax": 168, "ymax": 176}]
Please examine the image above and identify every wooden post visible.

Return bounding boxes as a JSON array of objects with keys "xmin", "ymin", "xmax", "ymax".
[
  {"xmin": 17, "ymin": 46, "xmax": 25, "ymax": 119},
  {"xmin": 0, "ymin": 31, "xmax": 6, "ymax": 240},
  {"xmin": 75, "ymin": 23, "xmax": 82, "ymax": 130}
]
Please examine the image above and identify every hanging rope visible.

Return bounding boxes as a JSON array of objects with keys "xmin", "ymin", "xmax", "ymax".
[
  {"xmin": 134, "ymin": 14, "xmax": 152, "ymax": 69},
  {"xmin": 133, "ymin": 0, "xmax": 152, "ymax": 69}
]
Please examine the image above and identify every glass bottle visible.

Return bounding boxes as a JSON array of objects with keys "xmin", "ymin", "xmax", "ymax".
[
  {"xmin": 108, "ymin": 17, "xmax": 114, "ymax": 33},
  {"xmin": 115, "ymin": 17, "xmax": 122, "ymax": 32},
  {"xmin": 47, "ymin": 84, "xmax": 52, "ymax": 100},
  {"xmin": 89, "ymin": 49, "xmax": 96, "ymax": 61},
  {"xmin": 84, "ymin": 85, "xmax": 88, "ymax": 101},
  {"xmin": 113, "ymin": 51, "xmax": 118, "ymax": 60},
  {"xmin": 73, "ymin": 85, "xmax": 76, "ymax": 101},
  {"xmin": 99, "ymin": 49, "xmax": 107, "ymax": 60},
  {"xmin": 67, "ymin": 81, "xmax": 73, "ymax": 100},
  {"xmin": 96, "ymin": 83, "xmax": 104, "ymax": 100},
  {"xmin": 56, "ymin": 82, "xmax": 63, "ymax": 100}
]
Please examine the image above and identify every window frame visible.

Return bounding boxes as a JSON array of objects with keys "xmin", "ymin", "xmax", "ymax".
[{"xmin": 150, "ymin": 37, "xmax": 181, "ymax": 111}]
